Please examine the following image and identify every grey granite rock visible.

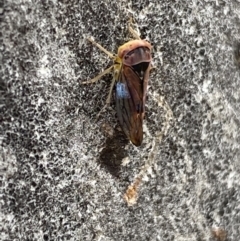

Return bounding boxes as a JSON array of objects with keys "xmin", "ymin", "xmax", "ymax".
[{"xmin": 1, "ymin": 0, "xmax": 240, "ymax": 240}]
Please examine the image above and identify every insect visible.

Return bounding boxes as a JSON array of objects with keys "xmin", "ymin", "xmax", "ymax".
[{"xmin": 82, "ymin": 21, "xmax": 152, "ymax": 146}]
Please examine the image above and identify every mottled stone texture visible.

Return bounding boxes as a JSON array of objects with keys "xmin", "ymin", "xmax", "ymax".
[{"xmin": 1, "ymin": 0, "xmax": 240, "ymax": 240}]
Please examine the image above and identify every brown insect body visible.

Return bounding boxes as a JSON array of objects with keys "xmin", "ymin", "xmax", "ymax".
[
  {"xmin": 82, "ymin": 28, "xmax": 152, "ymax": 146},
  {"xmin": 115, "ymin": 40, "xmax": 152, "ymax": 146}
]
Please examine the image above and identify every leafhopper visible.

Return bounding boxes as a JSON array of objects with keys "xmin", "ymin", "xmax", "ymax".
[{"xmin": 82, "ymin": 22, "xmax": 152, "ymax": 146}]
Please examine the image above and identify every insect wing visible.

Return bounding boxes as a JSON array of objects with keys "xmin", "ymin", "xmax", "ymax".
[{"xmin": 116, "ymin": 65, "xmax": 146, "ymax": 146}]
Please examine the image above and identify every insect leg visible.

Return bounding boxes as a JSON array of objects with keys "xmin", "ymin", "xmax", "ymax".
[
  {"xmin": 81, "ymin": 65, "xmax": 114, "ymax": 84},
  {"xmin": 87, "ymin": 37, "xmax": 115, "ymax": 59},
  {"xmin": 96, "ymin": 76, "xmax": 115, "ymax": 120},
  {"xmin": 128, "ymin": 18, "xmax": 141, "ymax": 40}
]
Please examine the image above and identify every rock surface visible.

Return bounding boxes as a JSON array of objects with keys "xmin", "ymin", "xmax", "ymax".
[{"xmin": 1, "ymin": 0, "xmax": 240, "ymax": 240}]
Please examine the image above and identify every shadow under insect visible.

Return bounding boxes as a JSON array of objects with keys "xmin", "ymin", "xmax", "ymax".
[{"xmin": 98, "ymin": 126, "xmax": 129, "ymax": 177}]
